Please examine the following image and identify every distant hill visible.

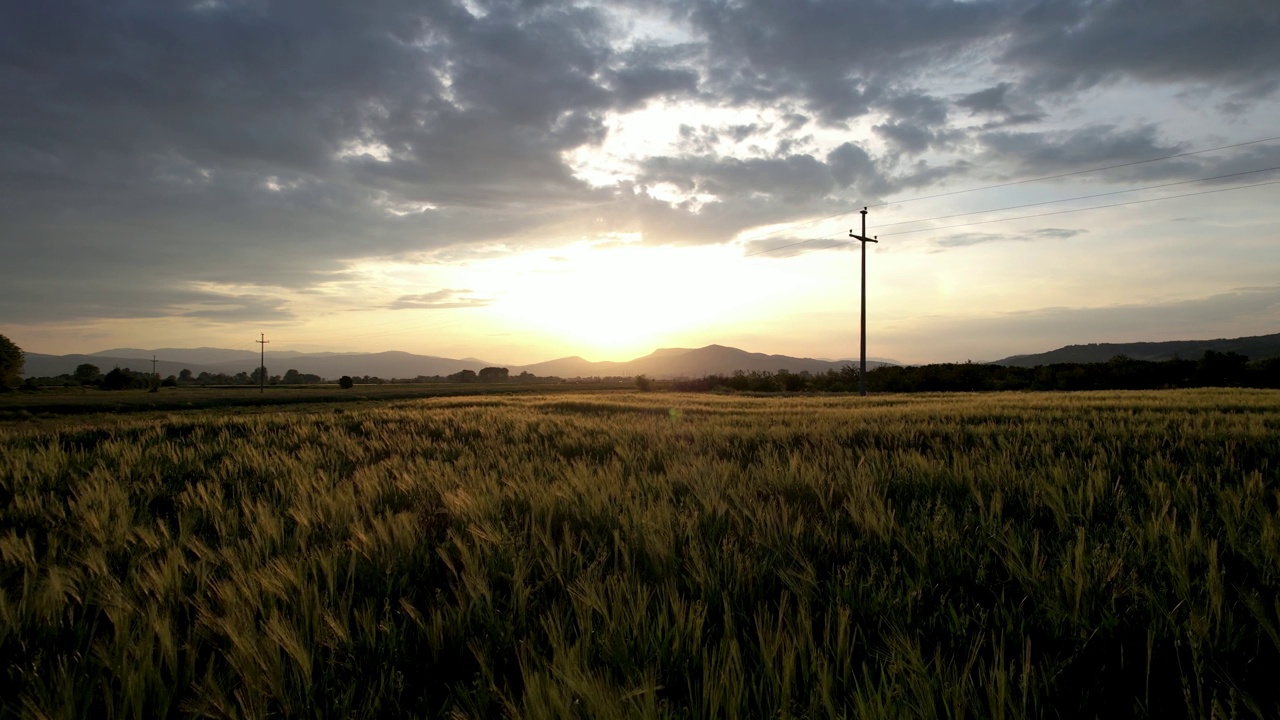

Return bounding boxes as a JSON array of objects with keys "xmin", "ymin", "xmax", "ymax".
[
  {"xmin": 195, "ymin": 351, "xmax": 498, "ymax": 380},
  {"xmin": 90, "ymin": 347, "xmax": 260, "ymax": 364},
  {"xmin": 527, "ymin": 344, "xmax": 890, "ymax": 379},
  {"xmin": 24, "ymin": 344, "xmax": 891, "ymax": 381},
  {"xmin": 22, "ymin": 353, "xmax": 227, "ymax": 379},
  {"xmin": 992, "ymin": 333, "xmax": 1280, "ymax": 368},
  {"xmin": 90, "ymin": 347, "xmax": 351, "ymax": 363},
  {"xmin": 23, "ymin": 351, "xmax": 494, "ymax": 380}
]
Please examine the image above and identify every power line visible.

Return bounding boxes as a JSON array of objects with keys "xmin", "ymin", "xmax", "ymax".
[
  {"xmin": 876, "ymin": 179, "xmax": 1280, "ymax": 237},
  {"xmin": 874, "ymin": 165, "xmax": 1280, "ymax": 230},
  {"xmin": 868, "ymin": 134, "xmax": 1280, "ymax": 208},
  {"xmin": 744, "ymin": 234, "xmax": 838, "ymax": 257},
  {"xmin": 762, "ymin": 178, "xmax": 1280, "ymax": 257},
  {"xmin": 738, "ymin": 133, "xmax": 1280, "ymax": 253},
  {"xmin": 731, "ymin": 206, "xmax": 868, "ymax": 251}
]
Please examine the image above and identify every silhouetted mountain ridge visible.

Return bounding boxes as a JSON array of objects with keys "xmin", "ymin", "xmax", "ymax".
[
  {"xmin": 992, "ymin": 333, "xmax": 1280, "ymax": 367},
  {"xmin": 23, "ymin": 345, "xmax": 891, "ymax": 380}
]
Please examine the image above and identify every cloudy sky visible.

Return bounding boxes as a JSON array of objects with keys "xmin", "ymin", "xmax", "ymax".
[{"xmin": 2, "ymin": 0, "xmax": 1278, "ymax": 364}]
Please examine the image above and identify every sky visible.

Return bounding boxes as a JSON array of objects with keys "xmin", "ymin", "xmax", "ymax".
[{"xmin": 2, "ymin": 0, "xmax": 1278, "ymax": 365}]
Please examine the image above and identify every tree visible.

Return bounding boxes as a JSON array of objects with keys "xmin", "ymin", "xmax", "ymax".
[
  {"xmin": 635, "ymin": 374, "xmax": 652, "ymax": 391},
  {"xmin": 73, "ymin": 363, "xmax": 102, "ymax": 386},
  {"xmin": 0, "ymin": 334, "xmax": 24, "ymax": 389},
  {"xmin": 339, "ymin": 375, "xmax": 354, "ymax": 389},
  {"xmin": 478, "ymin": 366, "xmax": 509, "ymax": 382},
  {"xmin": 178, "ymin": 368, "xmax": 193, "ymax": 383},
  {"xmin": 448, "ymin": 369, "xmax": 477, "ymax": 383},
  {"xmin": 1196, "ymin": 350, "xmax": 1250, "ymax": 387},
  {"xmin": 1249, "ymin": 356, "xmax": 1280, "ymax": 388},
  {"xmin": 282, "ymin": 369, "xmax": 303, "ymax": 384},
  {"xmin": 102, "ymin": 367, "xmax": 134, "ymax": 390}
]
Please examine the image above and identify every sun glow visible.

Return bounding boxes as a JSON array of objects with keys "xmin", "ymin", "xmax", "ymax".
[
  {"xmin": 330, "ymin": 233, "xmax": 924, "ymax": 364},
  {"xmin": 418, "ymin": 237, "xmax": 835, "ymax": 360},
  {"xmin": 473, "ymin": 244, "xmax": 736, "ymax": 358}
]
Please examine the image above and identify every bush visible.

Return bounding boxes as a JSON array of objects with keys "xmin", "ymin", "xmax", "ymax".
[{"xmin": 338, "ymin": 375, "xmax": 354, "ymax": 389}]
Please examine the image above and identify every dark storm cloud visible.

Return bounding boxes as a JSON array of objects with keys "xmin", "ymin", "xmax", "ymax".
[
  {"xmin": 671, "ymin": 0, "xmax": 1279, "ymax": 124},
  {"xmin": 871, "ymin": 91, "xmax": 967, "ymax": 154},
  {"xmin": 623, "ymin": 143, "xmax": 912, "ymax": 245},
  {"xmin": 955, "ymin": 83, "xmax": 1046, "ymax": 127},
  {"xmin": 872, "ymin": 122, "xmax": 936, "ymax": 155},
  {"xmin": 0, "ymin": 272, "xmax": 298, "ymax": 324},
  {"xmin": 974, "ymin": 125, "xmax": 1280, "ymax": 186},
  {"xmin": 1003, "ymin": 0, "xmax": 1280, "ymax": 96},
  {"xmin": 677, "ymin": 0, "xmax": 1006, "ymax": 123},
  {"xmin": 607, "ymin": 65, "xmax": 701, "ymax": 111},
  {"xmin": 958, "ymin": 84, "xmax": 1014, "ymax": 116},
  {"xmin": 976, "ymin": 125, "xmax": 1187, "ymax": 178},
  {"xmin": 0, "ymin": 0, "xmax": 713, "ymax": 321},
  {"xmin": 826, "ymin": 143, "xmax": 881, "ymax": 189}
]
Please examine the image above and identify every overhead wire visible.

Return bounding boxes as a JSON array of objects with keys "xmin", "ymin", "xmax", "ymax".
[
  {"xmin": 879, "ymin": 178, "xmax": 1280, "ymax": 237},
  {"xmin": 739, "ymin": 133, "xmax": 1280, "ymax": 255},
  {"xmin": 777, "ymin": 179, "xmax": 1280, "ymax": 256},
  {"xmin": 744, "ymin": 234, "xmax": 840, "ymax": 258},
  {"xmin": 873, "ymin": 165, "xmax": 1280, "ymax": 230},
  {"xmin": 866, "ymin": 134, "xmax": 1280, "ymax": 208},
  {"xmin": 270, "ymin": 315, "xmax": 471, "ymax": 347},
  {"xmin": 192, "ymin": 136, "xmax": 1280, "ymax": 351}
]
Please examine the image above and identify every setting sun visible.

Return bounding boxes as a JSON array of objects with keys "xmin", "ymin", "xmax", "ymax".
[{"xmin": 479, "ymin": 242, "xmax": 765, "ymax": 359}]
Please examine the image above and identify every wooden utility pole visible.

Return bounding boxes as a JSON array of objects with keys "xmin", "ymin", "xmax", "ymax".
[
  {"xmin": 151, "ymin": 355, "xmax": 158, "ymax": 386},
  {"xmin": 849, "ymin": 208, "xmax": 878, "ymax": 397},
  {"xmin": 255, "ymin": 333, "xmax": 269, "ymax": 394}
]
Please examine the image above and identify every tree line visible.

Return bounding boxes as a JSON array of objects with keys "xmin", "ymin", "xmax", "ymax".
[
  {"xmin": 5, "ymin": 332, "xmax": 1277, "ymax": 395},
  {"xmin": 12, "ymin": 360, "xmax": 572, "ymax": 390},
  {"xmin": 663, "ymin": 351, "xmax": 1280, "ymax": 393}
]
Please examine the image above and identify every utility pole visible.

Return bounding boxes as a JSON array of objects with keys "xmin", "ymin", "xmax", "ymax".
[
  {"xmin": 151, "ymin": 355, "xmax": 158, "ymax": 386},
  {"xmin": 849, "ymin": 208, "xmax": 878, "ymax": 397},
  {"xmin": 255, "ymin": 333, "xmax": 269, "ymax": 394}
]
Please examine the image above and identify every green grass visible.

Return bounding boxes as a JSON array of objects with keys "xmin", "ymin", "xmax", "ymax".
[{"xmin": 2, "ymin": 389, "xmax": 1278, "ymax": 718}]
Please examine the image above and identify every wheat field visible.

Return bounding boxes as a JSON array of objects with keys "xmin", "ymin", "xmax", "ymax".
[{"xmin": 2, "ymin": 389, "xmax": 1278, "ymax": 718}]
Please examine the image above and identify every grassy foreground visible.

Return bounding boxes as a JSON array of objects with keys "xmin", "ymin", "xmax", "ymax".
[
  {"xmin": 2, "ymin": 389, "xmax": 1278, "ymax": 718},
  {"xmin": 0, "ymin": 382, "xmax": 629, "ymax": 422}
]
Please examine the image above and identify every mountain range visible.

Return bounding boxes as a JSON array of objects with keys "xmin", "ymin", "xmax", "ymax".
[
  {"xmin": 22, "ymin": 345, "xmax": 893, "ymax": 381},
  {"xmin": 992, "ymin": 332, "xmax": 1280, "ymax": 367},
  {"xmin": 23, "ymin": 332, "xmax": 1280, "ymax": 380}
]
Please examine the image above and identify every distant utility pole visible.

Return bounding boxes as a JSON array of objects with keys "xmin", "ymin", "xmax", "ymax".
[
  {"xmin": 256, "ymin": 333, "xmax": 269, "ymax": 394},
  {"xmin": 850, "ymin": 208, "xmax": 878, "ymax": 397},
  {"xmin": 151, "ymin": 355, "xmax": 158, "ymax": 386}
]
